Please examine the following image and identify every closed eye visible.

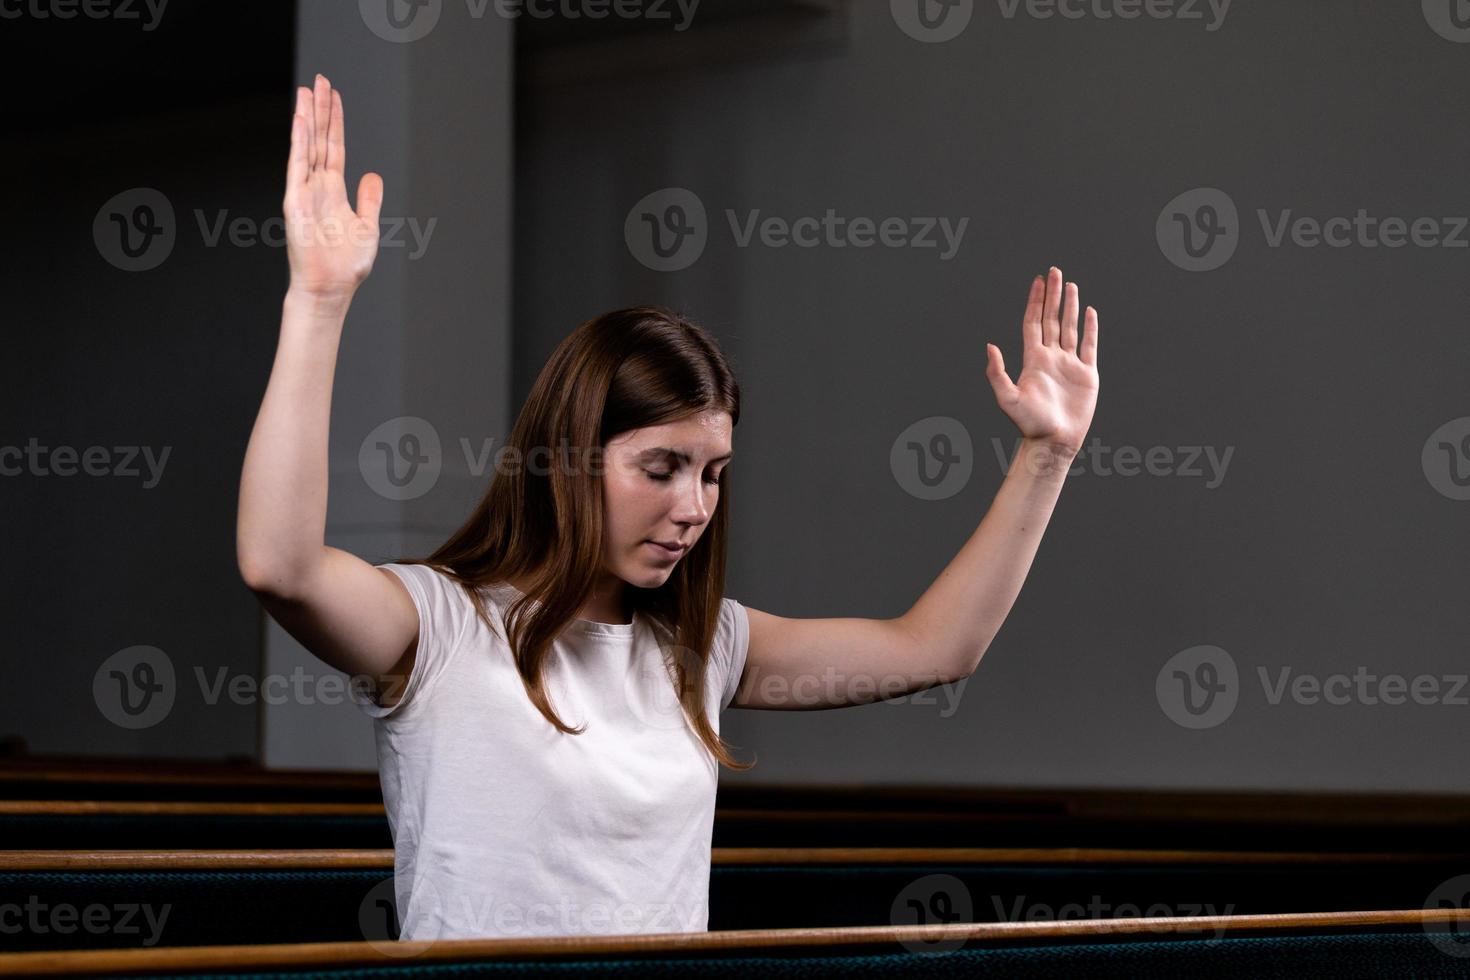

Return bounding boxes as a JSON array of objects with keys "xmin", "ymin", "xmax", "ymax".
[{"xmin": 646, "ymin": 471, "xmax": 722, "ymax": 486}]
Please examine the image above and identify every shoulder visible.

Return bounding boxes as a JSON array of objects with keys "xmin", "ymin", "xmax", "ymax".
[
  {"xmin": 714, "ymin": 597, "xmax": 750, "ymax": 710},
  {"xmin": 369, "ymin": 563, "xmax": 488, "ymax": 709},
  {"xmin": 718, "ymin": 597, "xmax": 749, "ymax": 646},
  {"xmin": 377, "ymin": 562, "xmax": 483, "ymax": 614},
  {"xmin": 381, "ymin": 564, "xmax": 519, "ymax": 651}
]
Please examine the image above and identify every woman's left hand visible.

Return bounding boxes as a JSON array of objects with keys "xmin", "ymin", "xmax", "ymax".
[{"xmin": 985, "ymin": 266, "xmax": 1100, "ymax": 457}]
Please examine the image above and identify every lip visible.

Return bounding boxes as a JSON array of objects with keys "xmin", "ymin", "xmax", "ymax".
[{"xmin": 645, "ymin": 540, "xmax": 687, "ymax": 559}]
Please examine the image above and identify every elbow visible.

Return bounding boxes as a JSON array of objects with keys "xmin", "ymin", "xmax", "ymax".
[
  {"xmin": 236, "ymin": 526, "xmax": 322, "ymax": 598},
  {"xmin": 237, "ymin": 551, "xmax": 306, "ymax": 599},
  {"xmin": 238, "ymin": 555, "xmax": 282, "ymax": 596},
  {"xmin": 946, "ymin": 645, "xmax": 987, "ymax": 685}
]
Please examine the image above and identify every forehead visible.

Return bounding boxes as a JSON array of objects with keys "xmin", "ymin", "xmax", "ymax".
[{"xmin": 610, "ymin": 411, "xmax": 733, "ymax": 458}]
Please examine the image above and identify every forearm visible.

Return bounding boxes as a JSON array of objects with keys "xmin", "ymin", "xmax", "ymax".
[
  {"xmin": 900, "ymin": 437, "xmax": 1077, "ymax": 681},
  {"xmin": 236, "ymin": 288, "xmax": 352, "ymax": 591}
]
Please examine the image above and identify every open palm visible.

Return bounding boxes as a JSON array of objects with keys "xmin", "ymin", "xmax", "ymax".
[
  {"xmin": 985, "ymin": 266, "xmax": 1100, "ymax": 456},
  {"xmin": 284, "ymin": 74, "xmax": 384, "ymax": 297}
]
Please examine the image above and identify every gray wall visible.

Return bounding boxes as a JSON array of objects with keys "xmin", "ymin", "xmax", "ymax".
[
  {"xmin": 10, "ymin": 1, "xmax": 1468, "ymax": 795},
  {"xmin": 513, "ymin": 0, "xmax": 1470, "ymax": 792}
]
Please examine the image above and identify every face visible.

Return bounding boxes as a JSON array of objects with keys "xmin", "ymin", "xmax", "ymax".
[{"xmin": 599, "ymin": 410, "xmax": 733, "ymax": 589}]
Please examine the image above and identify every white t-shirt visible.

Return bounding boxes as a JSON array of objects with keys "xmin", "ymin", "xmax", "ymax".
[{"xmin": 355, "ymin": 562, "xmax": 750, "ymax": 941}]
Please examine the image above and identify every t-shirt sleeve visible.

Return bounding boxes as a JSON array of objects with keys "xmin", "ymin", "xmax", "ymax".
[
  {"xmin": 716, "ymin": 597, "xmax": 750, "ymax": 712},
  {"xmin": 352, "ymin": 562, "xmax": 471, "ymax": 720}
]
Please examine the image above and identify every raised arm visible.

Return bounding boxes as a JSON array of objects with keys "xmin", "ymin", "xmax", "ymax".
[
  {"xmin": 734, "ymin": 267, "xmax": 1100, "ymax": 709},
  {"xmin": 236, "ymin": 74, "xmax": 417, "ymax": 699}
]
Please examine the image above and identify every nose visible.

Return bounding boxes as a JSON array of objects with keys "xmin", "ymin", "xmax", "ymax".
[{"xmin": 670, "ymin": 473, "xmax": 714, "ymax": 528}]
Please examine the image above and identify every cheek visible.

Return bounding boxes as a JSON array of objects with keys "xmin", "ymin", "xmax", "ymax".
[{"xmin": 604, "ymin": 474, "xmax": 665, "ymax": 530}]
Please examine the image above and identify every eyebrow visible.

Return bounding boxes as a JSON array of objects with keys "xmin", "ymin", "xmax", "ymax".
[{"xmin": 638, "ymin": 447, "xmax": 734, "ymax": 465}]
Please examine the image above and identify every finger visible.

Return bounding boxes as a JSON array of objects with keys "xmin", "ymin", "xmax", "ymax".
[
  {"xmin": 1080, "ymin": 306, "xmax": 1099, "ymax": 368},
  {"xmin": 327, "ymin": 89, "xmax": 346, "ymax": 176},
  {"xmin": 1042, "ymin": 266, "xmax": 1062, "ymax": 346},
  {"xmin": 355, "ymin": 172, "xmax": 384, "ymax": 226},
  {"xmin": 985, "ymin": 344, "xmax": 1017, "ymax": 403},
  {"xmin": 313, "ymin": 73, "xmax": 331, "ymax": 171},
  {"xmin": 286, "ymin": 91, "xmax": 308, "ymax": 191},
  {"xmin": 304, "ymin": 82, "xmax": 317, "ymax": 171},
  {"xmin": 1021, "ymin": 274, "xmax": 1044, "ymax": 350},
  {"xmin": 1061, "ymin": 281, "xmax": 1079, "ymax": 354}
]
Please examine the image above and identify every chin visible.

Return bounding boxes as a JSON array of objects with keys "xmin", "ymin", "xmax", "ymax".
[{"xmin": 631, "ymin": 564, "xmax": 675, "ymax": 587}]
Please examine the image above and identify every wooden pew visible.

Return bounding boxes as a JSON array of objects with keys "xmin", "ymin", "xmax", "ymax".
[
  {"xmin": 0, "ymin": 801, "xmax": 392, "ymax": 849},
  {"xmin": 0, "ymin": 759, "xmax": 379, "ymax": 803},
  {"xmin": 7, "ymin": 759, "xmax": 1470, "ymax": 850},
  {"xmin": 3, "ymin": 908, "xmax": 1470, "ymax": 977},
  {"xmin": 4, "ymin": 847, "xmax": 1470, "ymax": 951}
]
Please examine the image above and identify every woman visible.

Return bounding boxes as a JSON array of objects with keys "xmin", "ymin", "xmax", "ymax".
[{"xmin": 236, "ymin": 74, "xmax": 1101, "ymax": 943}]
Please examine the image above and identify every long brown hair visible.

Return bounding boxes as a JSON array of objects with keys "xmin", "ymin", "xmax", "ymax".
[{"xmin": 391, "ymin": 305, "xmax": 753, "ymax": 771}]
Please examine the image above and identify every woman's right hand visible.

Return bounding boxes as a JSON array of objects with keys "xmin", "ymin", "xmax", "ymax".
[{"xmin": 284, "ymin": 73, "xmax": 384, "ymax": 299}]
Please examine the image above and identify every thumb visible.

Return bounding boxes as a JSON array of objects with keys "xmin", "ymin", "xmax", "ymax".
[
  {"xmin": 985, "ymin": 343, "xmax": 1017, "ymax": 403},
  {"xmin": 355, "ymin": 172, "xmax": 384, "ymax": 226}
]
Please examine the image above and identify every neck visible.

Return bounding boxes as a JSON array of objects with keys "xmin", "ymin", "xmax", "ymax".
[{"xmin": 506, "ymin": 572, "xmax": 630, "ymax": 626}]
